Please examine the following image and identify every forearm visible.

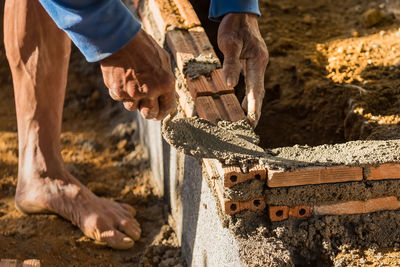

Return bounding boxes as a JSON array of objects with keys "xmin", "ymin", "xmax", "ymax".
[
  {"xmin": 209, "ymin": 0, "xmax": 260, "ymax": 21},
  {"xmin": 39, "ymin": 0, "xmax": 141, "ymax": 62}
]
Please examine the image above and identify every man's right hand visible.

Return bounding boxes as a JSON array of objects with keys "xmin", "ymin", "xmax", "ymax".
[{"xmin": 100, "ymin": 29, "xmax": 176, "ymax": 120}]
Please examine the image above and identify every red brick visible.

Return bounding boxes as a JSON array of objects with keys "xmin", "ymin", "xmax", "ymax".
[
  {"xmin": 366, "ymin": 163, "xmax": 400, "ymax": 180},
  {"xmin": 267, "ymin": 166, "xmax": 363, "ymax": 187},
  {"xmin": 314, "ymin": 196, "xmax": 400, "ymax": 216}
]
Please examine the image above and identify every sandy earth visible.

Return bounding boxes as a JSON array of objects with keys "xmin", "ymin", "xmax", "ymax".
[
  {"xmin": 256, "ymin": 0, "xmax": 400, "ymax": 148},
  {"xmin": 0, "ymin": 6, "xmax": 185, "ymax": 266}
]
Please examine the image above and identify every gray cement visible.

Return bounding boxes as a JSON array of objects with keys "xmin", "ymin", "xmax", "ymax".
[
  {"xmin": 224, "ymin": 179, "xmax": 266, "ymax": 201},
  {"xmin": 266, "ymin": 179, "xmax": 400, "ymax": 206},
  {"xmin": 162, "ymin": 116, "xmax": 400, "ymax": 171},
  {"xmin": 162, "ymin": 116, "xmax": 265, "ymax": 165},
  {"xmin": 266, "ymin": 140, "xmax": 400, "ymax": 170},
  {"xmin": 183, "ymin": 54, "xmax": 220, "ymax": 80}
]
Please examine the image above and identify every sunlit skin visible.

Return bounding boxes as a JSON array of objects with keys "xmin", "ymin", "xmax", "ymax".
[{"xmin": 4, "ymin": 0, "xmax": 268, "ymax": 249}]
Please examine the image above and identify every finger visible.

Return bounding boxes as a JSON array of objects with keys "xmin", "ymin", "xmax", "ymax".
[
  {"xmin": 100, "ymin": 229, "xmax": 134, "ymax": 250},
  {"xmin": 139, "ymin": 98, "xmax": 159, "ymax": 119},
  {"xmin": 218, "ymin": 35, "xmax": 243, "ymax": 88},
  {"xmin": 244, "ymin": 58, "xmax": 266, "ymax": 127},
  {"xmin": 104, "ymin": 67, "xmax": 131, "ymax": 101},
  {"xmin": 123, "ymin": 100, "xmax": 139, "ymax": 111},
  {"xmin": 156, "ymin": 93, "xmax": 176, "ymax": 120},
  {"xmin": 118, "ymin": 218, "xmax": 141, "ymax": 241}
]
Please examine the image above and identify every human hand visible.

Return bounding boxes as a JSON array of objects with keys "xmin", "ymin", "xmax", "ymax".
[
  {"xmin": 218, "ymin": 13, "xmax": 269, "ymax": 127},
  {"xmin": 100, "ymin": 29, "xmax": 176, "ymax": 120}
]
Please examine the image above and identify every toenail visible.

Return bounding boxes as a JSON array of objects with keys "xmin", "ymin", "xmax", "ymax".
[{"xmin": 123, "ymin": 237, "xmax": 133, "ymax": 243}]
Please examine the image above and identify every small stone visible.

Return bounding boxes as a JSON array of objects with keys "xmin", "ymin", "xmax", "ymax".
[
  {"xmin": 152, "ymin": 256, "xmax": 160, "ymax": 263},
  {"xmin": 117, "ymin": 139, "xmax": 128, "ymax": 150},
  {"xmin": 79, "ymin": 139, "xmax": 102, "ymax": 152},
  {"xmin": 361, "ymin": 8, "xmax": 385, "ymax": 28},
  {"xmin": 302, "ymin": 14, "xmax": 314, "ymax": 24}
]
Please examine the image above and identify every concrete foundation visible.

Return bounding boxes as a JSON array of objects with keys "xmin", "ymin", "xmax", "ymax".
[{"xmin": 137, "ymin": 114, "xmax": 247, "ymax": 266}]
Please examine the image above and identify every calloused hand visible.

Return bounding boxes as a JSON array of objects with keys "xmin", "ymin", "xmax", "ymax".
[
  {"xmin": 218, "ymin": 13, "xmax": 269, "ymax": 127},
  {"xmin": 101, "ymin": 29, "xmax": 176, "ymax": 120}
]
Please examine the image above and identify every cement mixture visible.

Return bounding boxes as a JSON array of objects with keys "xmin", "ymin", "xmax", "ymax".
[
  {"xmin": 182, "ymin": 53, "xmax": 220, "ymax": 80},
  {"xmin": 161, "ymin": 116, "xmax": 265, "ymax": 165},
  {"xmin": 162, "ymin": 115, "xmax": 400, "ymax": 171}
]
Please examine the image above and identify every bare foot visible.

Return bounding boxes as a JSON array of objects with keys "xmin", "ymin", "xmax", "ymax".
[{"xmin": 15, "ymin": 164, "xmax": 141, "ymax": 250}]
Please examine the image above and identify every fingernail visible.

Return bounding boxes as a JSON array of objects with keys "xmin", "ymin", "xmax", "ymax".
[{"xmin": 123, "ymin": 237, "xmax": 133, "ymax": 243}]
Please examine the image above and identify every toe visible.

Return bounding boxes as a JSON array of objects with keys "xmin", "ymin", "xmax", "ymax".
[
  {"xmin": 100, "ymin": 229, "xmax": 134, "ymax": 250},
  {"xmin": 120, "ymin": 203, "xmax": 137, "ymax": 217},
  {"xmin": 118, "ymin": 218, "xmax": 141, "ymax": 241}
]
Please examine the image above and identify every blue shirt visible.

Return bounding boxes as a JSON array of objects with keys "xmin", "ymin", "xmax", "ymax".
[{"xmin": 39, "ymin": 0, "xmax": 260, "ymax": 62}]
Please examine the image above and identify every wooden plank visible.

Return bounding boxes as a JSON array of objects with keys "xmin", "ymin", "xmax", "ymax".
[
  {"xmin": 195, "ymin": 96, "xmax": 221, "ymax": 124},
  {"xmin": 267, "ymin": 166, "xmax": 363, "ymax": 187},
  {"xmin": 366, "ymin": 163, "xmax": 400, "ymax": 180},
  {"xmin": 314, "ymin": 196, "xmax": 400, "ymax": 216}
]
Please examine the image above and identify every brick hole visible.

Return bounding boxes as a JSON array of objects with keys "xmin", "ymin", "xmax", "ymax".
[
  {"xmin": 299, "ymin": 208, "xmax": 306, "ymax": 216},
  {"xmin": 275, "ymin": 210, "xmax": 284, "ymax": 217},
  {"xmin": 230, "ymin": 203, "xmax": 237, "ymax": 211},
  {"xmin": 230, "ymin": 175, "xmax": 238, "ymax": 183},
  {"xmin": 254, "ymin": 174, "xmax": 261, "ymax": 180},
  {"xmin": 253, "ymin": 199, "xmax": 261, "ymax": 207}
]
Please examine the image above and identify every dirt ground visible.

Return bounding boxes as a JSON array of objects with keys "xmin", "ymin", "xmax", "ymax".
[
  {"xmin": 0, "ymin": 6, "xmax": 185, "ymax": 267},
  {"xmin": 256, "ymin": 0, "xmax": 400, "ymax": 148}
]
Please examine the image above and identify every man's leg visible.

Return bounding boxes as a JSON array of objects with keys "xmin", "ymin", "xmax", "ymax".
[{"xmin": 4, "ymin": 0, "xmax": 140, "ymax": 249}]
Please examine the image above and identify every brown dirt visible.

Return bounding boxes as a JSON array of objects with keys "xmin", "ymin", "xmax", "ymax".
[
  {"xmin": 0, "ymin": 7, "xmax": 184, "ymax": 267},
  {"xmin": 256, "ymin": 0, "xmax": 400, "ymax": 148}
]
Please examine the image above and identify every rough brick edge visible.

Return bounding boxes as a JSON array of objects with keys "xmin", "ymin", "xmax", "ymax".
[
  {"xmin": 172, "ymin": 0, "xmax": 201, "ymax": 27},
  {"xmin": 213, "ymin": 161, "xmax": 267, "ymax": 188},
  {"xmin": 365, "ymin": 162, "xmax": 400, "ymax": 181},
  {"xmin": 209, "ymin": 168, "xmax": 266, "ymax": 215},
  {"xmin": 267, "ymin": 166, "xmax": 363, "ymax": 187},
  {"xmin": 269, "ymin": 206, "xmax": 312, "ymax": 222},
  {"xmin": 165, "ymin": 28, "xmax": 219, "ymax": 73},
  {"xmin": 133, "ymin": 0, "xmax": 200, "ymax": 35},
  {"xmin": 0, "ymin": 259, "xmax": 41, "ymax": 267},
  {"xmin": 268, "ymin": 196, "xmax": 400, "ymax": 222}
]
